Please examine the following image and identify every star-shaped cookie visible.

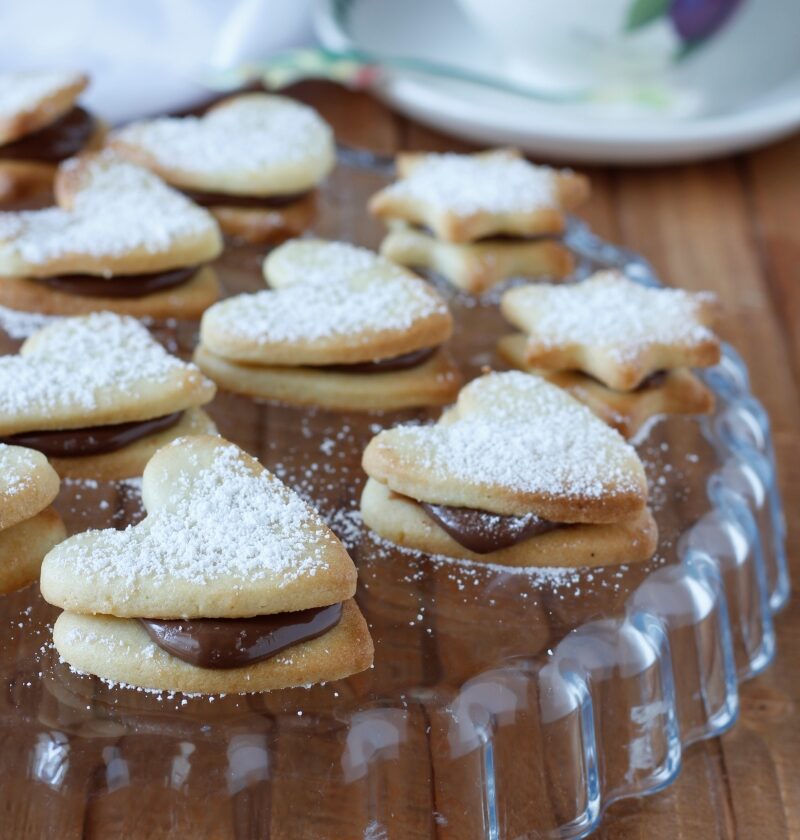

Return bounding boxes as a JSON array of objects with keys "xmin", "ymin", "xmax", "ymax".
[
  {"xmin": 41, "ymin": 435, "xmax": 373, "ymax": 693},
  {"xmin": 501, "ymin": 271, "xmax": 721, "ymax": 391},
  {"xmin": 369, "ymin": 149, "xmax": 589, "ymax": 243}
]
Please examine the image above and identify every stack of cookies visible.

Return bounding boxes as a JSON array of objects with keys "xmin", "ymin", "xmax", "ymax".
[
  {"xmin": 369, "ymin": 149, "xmax": 588, "ymax": 294},
  {"xmin": 498, "ymin": 271, "xmax": 721, "ymax": 437},
  {"xmin": 0, "ymin": 70, "xmax": 103, "ymax": 203},
  {"xmin": 196, "ymin": 239, "xmax": 462, "ymax": 410},
  {"xmin": 0, "ymin": 312, "xmax": 217, "ymax": 480},
  {"xmin": 0, "ymin": 152, "xmax": 223, "ymax": 318},
  {"xmin": 360, "ymin": 371, "xmax": 657, "ymax": 568},
  {"xmin": 41, "ymin": 435, "xmax": 373, "ymax": 693},
  {"xmin": 0, "ymin": 443, "xmax": 65, "ymax": 594},
  {"xmin": 109, "ymin": 93, "xmax": 334, "ymax": 244}
]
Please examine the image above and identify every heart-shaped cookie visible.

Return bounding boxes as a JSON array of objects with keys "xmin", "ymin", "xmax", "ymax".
[
  {"xmin": 42, "ymin": 435, "xmax": 373, "ymax": 693},
  {"xmin": 109, "ymin": 93, "xmax": 335, "ymax": 197},
  {"xmin": 361, "ymin": 371, "xmax": 656, "ymax": 567},
  {"xmin": 203, "ymin": 239, "xmax": 452, "ymax": 365},
  {"xmin": 0, "ymin": 71, "xmax": 87, "ymax": 146},
  {"xmin": 0, "ymin": 443, "xmax": 65, "ymax": 593},
  {"xmin": 0, "ymin": 311, "xmax": 216, "ymax": 479},
  {"xmin": 501, "ymin": 271, "xmax": 721, "ymax": 390},
  {"xmin": 0, "ymin": 153, "xmax": 222, "ymax": 278},
  {"xmin": 195, "ymin": 239, "xmax": 461, "ymax": 410},
  {"xmin": 0, "ymin": 442, "xmax": 59, "ymax": 530},
  {"xmin": 363, "ymin": 371, "xmax": 648, "ymax": 523}
]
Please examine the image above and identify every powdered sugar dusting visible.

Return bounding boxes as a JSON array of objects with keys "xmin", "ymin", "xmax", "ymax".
[
  {"xmin": 0, "ymin": 443, "xmax": 39, "ymax": 497},
  {"xmin": 0, "ymin": 312, "xmax": 200, "ymax": 417},
  {"xmin": 371, "ymin": 372, "xmax": 643, "ymax": 500},
  {"xmin": 0, "ymin": 70, "xmax": 83, "ymax": 124},
  {"xmin": 113, "ymin": 95, "xmax": 332, "ymax": 175},
  {"xmin": 504, "ymin": 271, "xmax": 718, "ymax": 363},
  {"xmin": 0, "ymin": 154, "xmax": 218, "ymax": 265},
  {"xmin": 0, "ymin": 305, "xmax": 58, "ymax": 340},
  {"xmin": 384, "ymin": 152, "xmax": 558, "ymax": 215},
  {"xmin": 208, "ymin": 242, "xmax": 448, "ymax": 346},
  {"xmin": 47, "ymin": 440, "xmax": 337, "ymax": 589}
]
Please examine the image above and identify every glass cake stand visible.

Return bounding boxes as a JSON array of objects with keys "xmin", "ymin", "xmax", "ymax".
[{"xmin": 0, "ymin": 156, "xmax": 788, "ymax": 839}]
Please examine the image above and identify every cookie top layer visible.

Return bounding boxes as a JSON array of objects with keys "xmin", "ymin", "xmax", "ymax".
[
  {"xmin": 109, "ymin": 93, "xmax": 335, "ymax": 196},
  {"xmin": 0, "ymin": 70, "xmax": 87, "ymax": 145},
  {"xmin": 0, "ymin": 443, "xmax": 60, "ymax": 531},
  {"xmin": 0, "ymin": 153, "xmax": 223, "ymax": 277},
  {"xmin": 501, "ymin": 271, "xmax": 721, "ymax": 390},
  {"xmin": 369, "ymin": 149, "xmax": 589, "ymax": 242},
  {"xmin": 201, "ymin": 239, "xmax": 453, "ymax": 366},
  {"xmin": 0, "ymin": 312, "xmax": 215, "ymax": 435},
  {"xmin": 40, "ymin": 435, "xmax": 357, "ymax": 618},
  {"xmin": 363, "ymin": 371, "xmax": 648, "ymax": 522}
]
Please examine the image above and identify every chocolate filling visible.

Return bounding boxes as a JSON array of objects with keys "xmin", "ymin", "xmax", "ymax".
[
  {"xmin": 313, "ymin": 346, "xmax": 438, "ymax": 375},
  {"xmin": 32, "ymin": 265, "xmax": 199, "ymax": 299},
  {"xmin": 635, "ymin": 370, "xmax": 669, "ymax": 391},
  {"xmin": 0, "ymin": 411, "xmax": 183, "ymax": 458},
  {"xmin": 180, "ymin": 187, "xmax": 311, "ymax": 209},
  {"xmin": 420, "ymin": 500, "xmax": 565, "ymax": 553},
  {"xmin": 140, "ymin": 603, "xmax": 343, "ymax": 669},
  {"xmin": 0, "ymin": 106, "xmax": 96, "ymax": 163}
]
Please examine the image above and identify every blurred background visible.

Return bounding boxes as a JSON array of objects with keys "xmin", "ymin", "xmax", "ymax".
[{"xmin": 1, "ymin": 0, "xmax": 799, "ymax": 163}]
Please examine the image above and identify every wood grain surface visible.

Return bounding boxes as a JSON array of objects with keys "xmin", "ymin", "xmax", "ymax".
[{"xmin": 288, "ymin": 80, "xmax": 800, "ymax": 840}]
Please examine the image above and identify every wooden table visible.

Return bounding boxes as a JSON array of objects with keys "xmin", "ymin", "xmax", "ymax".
[{"xmin": 287, "ymin": 80, "xmax": 800, "ymax": 839}]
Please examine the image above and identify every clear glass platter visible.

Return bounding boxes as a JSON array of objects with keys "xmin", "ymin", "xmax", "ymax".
[{"xmin": 0, "ymin": 156, "xmax": 788, "ymax": 839}]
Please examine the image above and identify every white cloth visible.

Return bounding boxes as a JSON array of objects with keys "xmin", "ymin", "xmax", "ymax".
[{"xmin": 0, "ymin": 0, "xmax": 314, "ymax": 123}]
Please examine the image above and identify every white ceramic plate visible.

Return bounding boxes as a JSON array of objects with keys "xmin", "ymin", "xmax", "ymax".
[{"xmin": 315, "ymin": 0, "xmax": 800, "ymax": 163}]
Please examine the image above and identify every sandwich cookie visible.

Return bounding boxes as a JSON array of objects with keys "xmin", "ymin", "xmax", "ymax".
[
  {"xmin": 0, "ymin": 311, "xmax": 217, "ymax": 480},
  {"xmin": 109, "ymin": 93, "xmax": 334, "ymax": 244},
  {"xmin": 370, "ymin": 149, "xmax": 587, "ymax": 293},
  {"xmin": 379, "ymin": 221, "xmax": 575, "ymax": 295},
  {"xmin": 361, "ymin": 371, "xmax": 657, "ymax": 568},
  {"xmin": 0, "ymin": 443, "xmax": 65, "ymax": 593},
  {"xmin": 0, "ymin": 152, "xmax": 223, "ymax": 318},
  {"xmin": 41, "ymin": 435, "xmax": 374, "ymax": 693},
  {"xmin": 196, "ymin": 239, "xmax": 462, "ymax": 411},
  {"xmin": 0, "ymin": 71, "xmax": 104, "ymax": 203},
  {"xmin": 499, "ymin": 271, "xmax": 720, "ymax": 436}
]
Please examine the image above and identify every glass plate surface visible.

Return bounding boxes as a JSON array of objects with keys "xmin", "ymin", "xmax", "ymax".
[{"xmin": 0, "ymin": 157, "xmax": 788, "ymax": 839}]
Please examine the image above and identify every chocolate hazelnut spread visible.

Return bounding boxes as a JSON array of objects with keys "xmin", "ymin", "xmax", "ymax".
[
  {"xmin": 635, "ymin": 370, "xmax": 669, "ymax": 390},
  {"xmin": 316, "ymin": 346, "xmax": 438, "ymax": 375},
  {"xmin": 0, "ymin": 107, "xmax": 96, "ymax": 163},
  {"xmin": 180, "ymin": 187, "xmax": 311, "ymax": 209},
  {"xmin": 140, "ymin": 602, "xmax": 343, "ymax": 669},
  {"xmin": 0, "ymin": 411, "xmax": 183, "ymax": 457},
  {"xmin": 33, "ymin": 265, "xmax": 199, "ymax": 299},
  {"xmin": 420, "ymin": 500, "xmax": 564, "ymax": 553}
]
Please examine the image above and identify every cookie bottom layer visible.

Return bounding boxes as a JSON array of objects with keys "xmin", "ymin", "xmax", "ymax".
[
  {"xmin": 0, "ymin": 121, "xmax": 106, "ymax": 204},
  {"xmin": 53, "ymin": 599, "xmax": 374, "ymax": 693},
  {"xmin": 194, "ymin": 345, "xmax": 462, "ymax": 411},
  {"xmin": 0, "ymin": 507, "xmax": 66, "ymax": 594},
  {"xmin": 0, "ymin": 265, "xmax": 219, "ymax": 319},
  {"xmin": 49, "ymin": 407, "xmax": 217, "ymax": 481},
  {"xmin": 360, "ymin": 478, "xmax": 658, "ymax": 568},
  {"xmin": 210, "ymin": 193, "xmax": 316, "ymax": 244},
  {"xmin": 498, "ymin": 333, "xmax": 715, "ymax": 438},
  {"xmin": 380, "ymin": 225, "xmax": 574, "ymax": 294}
]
